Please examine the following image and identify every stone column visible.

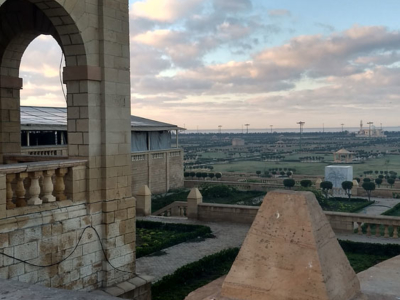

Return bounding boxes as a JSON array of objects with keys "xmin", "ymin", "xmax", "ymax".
[
  {"xmin": 136, "ymin": 185, "xmax": 151, "ymax": 216},
  {"xmin": 0, "ymin": 76, "xmax": 23, "ymax": 163},
  {"xmin": 187, "ymin": 188, "xmax": 202, "ymax": 219}
]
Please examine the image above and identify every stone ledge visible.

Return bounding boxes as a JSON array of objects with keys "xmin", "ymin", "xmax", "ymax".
[
  {"xmin": 101, "ymin": 274, "xmax": 154, "ymax": 297},
  {"xmin": 0, "ymin": 278, "xmax": 119, "ymax": 300}
]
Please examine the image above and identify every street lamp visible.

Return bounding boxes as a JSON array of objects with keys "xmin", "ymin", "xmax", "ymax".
[
  {"xmin": 297, "ymin": 121, "xmax": 305, "ymax": 150},
  {"xmin": 245, "ymin": 124, "xmax": 250, "ymax": 134}
]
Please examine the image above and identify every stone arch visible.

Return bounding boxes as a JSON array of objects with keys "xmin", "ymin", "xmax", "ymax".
[
  {"xmin": 0, "ymin": 0, "xmax": 96, "ymax": 160},
  {"xmin": 0, "ymin": 0, "xmax": 87, "ymax": 77}
]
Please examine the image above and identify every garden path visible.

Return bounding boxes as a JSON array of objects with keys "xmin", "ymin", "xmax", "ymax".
[{"xmin": 136, "ymin": 216, "xmax": 250, "ymax": 282}]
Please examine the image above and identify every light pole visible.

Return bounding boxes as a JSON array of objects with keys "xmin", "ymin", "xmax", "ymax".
[
  {"xmin": 218, "ymin": 125, "xmax": 222, "ymax": 134},
  {"xmin": 297, "ymin": 121, "xmax": 305, "ymax": 150},
  {"xmin": 341, "ymin": 123, "xmax": 344, "ymax": 132},
  {"xmin": 245, "ymin": 124, "xmax": 250, "ymax": 134},
  {"xmin": 367, "ymin": 122, "xmax": 373, "ymax": 138},
  {"xmin": 270, "ymin": 125, "xmax": 273, "ymax": 134}
]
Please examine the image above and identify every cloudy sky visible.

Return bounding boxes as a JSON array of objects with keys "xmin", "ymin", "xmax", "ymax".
[{"xmin": 20, "ymin": 0, "xmax": 400, "ymax": 130}]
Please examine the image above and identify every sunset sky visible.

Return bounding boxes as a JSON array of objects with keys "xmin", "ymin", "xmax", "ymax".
[{"xmin": 19, "ymin": 0, "xmax": 400, "ymax": 130}]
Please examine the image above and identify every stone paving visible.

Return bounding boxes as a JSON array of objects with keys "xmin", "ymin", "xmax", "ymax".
[
  {"xmin": 136, "ymin": 216, "xmax": 251, "ymax": 282},
  {"xmin": 136, "ymin": 198, "xmax": 400, "ymax": 283}
]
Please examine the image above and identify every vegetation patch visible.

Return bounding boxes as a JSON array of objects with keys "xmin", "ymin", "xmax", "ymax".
[
  {"xmin": 152, "ymin": 241, "xmax": 400, "ymax": 300},
  {"xmin": 152, "ymin": 248, "xmax": 239, "ymax": 300},
  {"xmin": 136, "ymin": 220, "xmax": 212, "ymax": 258},
  {"xmin": 200, "ymin": 185, "xmax": 265, "ymax": 206}
]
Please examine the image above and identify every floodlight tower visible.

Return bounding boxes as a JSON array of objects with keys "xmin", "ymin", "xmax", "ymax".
[
  {"xmin": 341, "ymin": 123, "xmax": 344, "ymax": 132},
  {"xmin": 297, "ymin": 121, "xmax": 305, "ymax": 150},
  {"xmin": 218, "ymin": 125, "xmax": 222, "ymax": 134},
  {"xmin": 245, "ymin": 124, "xmax": 250, "ymax": 134},
  {"xmin": 367, "ymin": 122, "xmax": 373, "ymax": 138},
  {"xmin": 270, "ymin": 125, "xmax": 273, "ymax": 134}
]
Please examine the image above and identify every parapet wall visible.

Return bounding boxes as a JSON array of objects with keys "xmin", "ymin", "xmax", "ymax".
[
  {"xmin": 132, "ymin": 149, "xmax": 184, "ymax": 195},
  {"xmin": 0, "ymin": 198, "xmax": 136, "ymax": 291}
]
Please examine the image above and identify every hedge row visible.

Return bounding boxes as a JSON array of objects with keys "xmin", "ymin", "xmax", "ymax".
[
  {"xmin": 136, "ymin": 221, "xmax": 212, "ymax": 258},
  {"xmin": 152, "ymin": 248, "xmax": 240, "ymax": 300}
]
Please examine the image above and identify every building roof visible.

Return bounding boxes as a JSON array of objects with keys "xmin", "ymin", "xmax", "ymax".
[
  {"xmin": 20, "ymin": 106, "xmax": 183, "ymax": 132},
  {"xmin": 335, "ymin": 148, "xmax": 352, "ymax": 154}
]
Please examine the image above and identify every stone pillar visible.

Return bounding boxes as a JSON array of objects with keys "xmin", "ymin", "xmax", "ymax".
[
  {"xmin": 187, "ymin": 188, "xmax": 202, "ymax": 219},
  {"xmin": 136, "ymin": 185, "xmax": 151, "ymax": 216},
  {"xmin": 0, "ymin": 75, "xmax": 23, "ymax": 163},
  {"xmin": 352, "ymin": 179, "xmax": 359, "ymax": 196}
]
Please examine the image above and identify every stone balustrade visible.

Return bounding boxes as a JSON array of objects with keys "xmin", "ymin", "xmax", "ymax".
[
  {"xmin": 152, "ymin": 201, "xmax": 188, "ymax": 217},
  {"xmin": 0, "ymin": 159, "xmax": 87, "ymax": 210},
  {"xmin": 325, "ymin": 212, "xmax": 400, "ymax": 238}
]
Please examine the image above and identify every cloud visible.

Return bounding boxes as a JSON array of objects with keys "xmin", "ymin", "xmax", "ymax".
[
  {"xmin": 212, "ymin": 0, "xmax": 252, "ymax": 12},
  {"xmin": 268, "ymin": 9, "xmax": 291, "ymax": 17},
  {"xmin": 131, "ymin": 0, "xmax": 203, "ymax": 23}
]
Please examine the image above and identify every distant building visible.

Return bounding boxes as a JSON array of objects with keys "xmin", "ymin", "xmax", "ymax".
[
  {"xmin": 19, "ymin": 106, "xmax": 185, "ymax": 195},
  {"xmin": 356, "ymin": 120, "xmax": 386, "ymax": 138},
  {"xmin": 275, "ymin": 140, "xmax": 285, "ymax": 148},
  {"xmin": 333, "ymin": 148, "xmax": 354, "ymax": 163},
  {"xmin": 232, "ymin": 138, "xmax": 245, "ymax": 146}
]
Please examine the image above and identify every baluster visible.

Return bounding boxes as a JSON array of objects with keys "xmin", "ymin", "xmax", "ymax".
[
  {"xmin": 357, "ymin": 222, "xmax": 363, "ymax": 235},
  {"xmin": 15, "ymin": 173, "xmax": 28, "ymax": 207},
  {"xmin": 42, "ymin": 170, "xmax": 56, "ymax": 203},
  {"xmin": 393, "ymin": 226, "xmax": 398, "ymax": 239},
  {"xmin": 375, "ymin": 224, "xmax": 380, "ymax": 237},
  {"xmin": 54, "ymin": 168, "xmax": 68, "ymax": 201},
  {"xmin": 27, "ymin": 172, "xmax": 43, "ymax": 205},
  {"xmin": 6, "ymin": 174, "xmax": 16, "ymax": 209},
  {"xmin": 384, "ymin": 225, "xmax": 389, "ymax": 238},
  {"xmin": 366, "ymin": 224, "xmax": 371, "ymax": 236}
]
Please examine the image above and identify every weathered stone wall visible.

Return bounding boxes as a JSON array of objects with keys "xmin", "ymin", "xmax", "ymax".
[
  {"xmin": 0, "ymin": 198, "xmax": 139, "ymax": 292},
  {"xmin": 132, "ymin": 150, "xmax": 184, "ymax": 195}
]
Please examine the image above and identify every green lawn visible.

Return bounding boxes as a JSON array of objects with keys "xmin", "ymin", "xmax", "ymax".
[
  {"xmin": 211, "ymin": 154, "xmax": 400, "ymax": 176},
  {"xmin": 136, "ymin": 221, "xmax": 212, "ymax": 258}
]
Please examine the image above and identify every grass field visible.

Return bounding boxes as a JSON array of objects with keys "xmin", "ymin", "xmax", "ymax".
[{"xmin": 212, "ymin": 154, "xmax": 400, "ymax": 176}]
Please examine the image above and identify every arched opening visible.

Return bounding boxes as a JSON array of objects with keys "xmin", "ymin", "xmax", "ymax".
[
  {"xmin": 19, "ymin": 35, "xmax": 68, "ymax": 149},
  {"xmin": 0, "ymin": 0, "xmax": 88, "ymax": 161}
]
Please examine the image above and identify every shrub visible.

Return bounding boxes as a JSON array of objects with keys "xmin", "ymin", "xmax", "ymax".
[
  {"xmin": 283, "ymin": 178, "xmax": 295, "ymax": 189},
  {"xmin": 300, "ymin": 179, "xmax": 312, "ymax": 188},
  {"xmin": 363, "ymin": 178, "xmax": 371, "ymax": 183},
  {"xmin": 320, "ymin": 181, "xmax": 333, "ymax": 199}
]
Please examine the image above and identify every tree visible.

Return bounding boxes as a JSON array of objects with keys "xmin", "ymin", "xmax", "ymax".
[
  {"xmin": 378, "ymin": 175, "xmax": 384, "ymax": 179},
  {"xmin": 341, "ymin": 181, "xmax": 353, "ymax": 199},
  {"xmin": 363, "ymin": 178, "xmax": 371, "ymax": 183},
  {"xmin": 208, "ymin": 173, "xmax": 215, "ymax": 180},
  {"xmin": 201, "ymin": 172, "xmax": 208, "ymax": 180},
  {"xmin": 184, "ymin": 172, "xmax": 189, "ymax": 178},
  {"xmin": 283, "ymin": 178, "xmax": 295, "ymax": 189},
  {"xmin": 320, "ymin": 181, "xmax": 333, "ymax": 199},
  {"xmin": 362, "ymin": 182, "xmax": 375, "ymax": 201},
  {"xmin": 375, "ymin": 178, "xmax": 382, "ymax": 188},
  {"xmin": 300, "ymin": 179, "xmax": 312, "ymax": 188},
  {"xmin": 280, "ymin": 171, "xmax": 285, "ymax": 176},
  {"xmin": 196, "ymin": 172, "xmax": 202, "ymax": 180},
  {"xmin": 215, "ymin": 172, "xmax": 222, "ymax": 180},
  {"xmin": 354, "ymin": 178, "xmax": 360, "ymax": 183},
  {"xmin": 286, "ymin": 171, "xmax": 292, "ymax": 177},
  {"xmin": 256, "ymin": 171, "xmax": 261, "ymax": 177},
  {"xmin": 387, "ymin": 178, "xmax": 395, "ymax": 188},
  {"xmin": 190, "ymin": 171, "xmax": 196, "ymax": 178}
]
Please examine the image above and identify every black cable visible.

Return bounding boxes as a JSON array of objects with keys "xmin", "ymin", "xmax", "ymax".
[
  {"xmin": 0, "ymin": 225, "xmax": 134, "ymax": 274},
  {"xmin": 59, "ymin": 52, "xmax": 67, "ymax": 102}
]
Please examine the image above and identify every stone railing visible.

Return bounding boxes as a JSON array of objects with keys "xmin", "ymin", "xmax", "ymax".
[
  {"xmin": 3, "ymin": 153, "xmax": 68, "ymax": 164},
  {"xmin": 325, "ymin": 212, "xmax": 400, "ymax": 238},
  {"xmin": 21, "ymin": 145, "xmax": 68, "ymax": 156},
  {"xmin": 152, "ymin": 201, "xmax": 188, "ymax": 217},
  {"xmin": 0, "ymin": 159, "xmax": 87, "ymax": 211}
]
